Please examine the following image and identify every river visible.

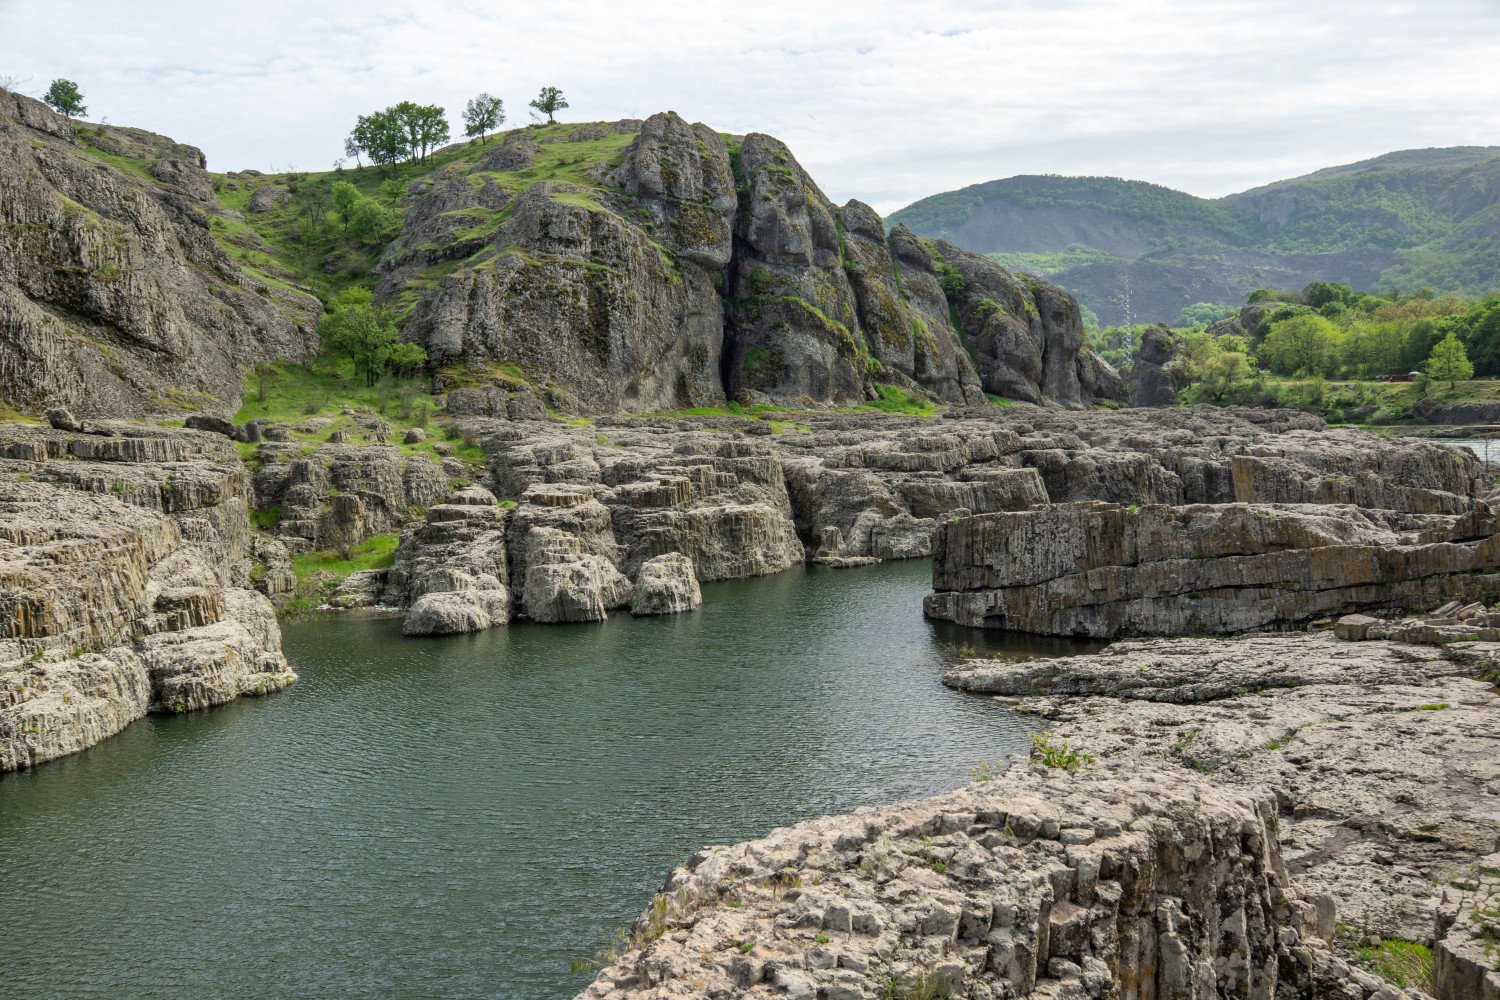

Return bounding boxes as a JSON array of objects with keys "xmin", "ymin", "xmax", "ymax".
[{"xmin": 0, "ymin": 559, "xmax": 1090, "ymax": 999}]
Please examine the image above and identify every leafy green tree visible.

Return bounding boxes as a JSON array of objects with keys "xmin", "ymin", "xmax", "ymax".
[
  {"xmin": 330, "ymin": 181, "xmax": 361, "ymax": 232},
  {"xmin": 43, "ymin": 78, "xmax": 86, "ymax": 118},
  {"xmin": 529, "ymin": 86, "xmax": 569, "ymax": 123},
  {"xmin": 1301, "ymin": 281, "xmax": 1355, "ymax": 310},
  {"xmin": 1397, "ymin": 318, "xmax": 1443, "ymax": 373},
  {"xmin": 1452, "ymin": 296, "xmax": 1500, "ymax": 376},
  {"xmin": 317, "ymin": 288, "xmax": 423, "ymax": 386},
  {"xmin": 1257, "ymin": 314, "xmax": 1340, "ymax": 376},
  {"xmin": 385, "ymin": 340, "xmax": 429, "ymax": 378},
  {"xmin": 1426, "ymin": 333, "xmax": 1474, "ymax": 389},
  {"xmin": 348, "ymin": 198, "xmax": 397, "ymax": 246},
  {"xmin": 348, "ymin": 110, "xmax": 407, "ymax": 168},
  {"xmin": 1174, "ymin": 302, "xmax": 1236, "ymax": 328},
  {"xmin": 463, "ymin": 93, "xmax": 505, "ymax": 144},
  {"xmin": 412, "ymin": 104, "xmax": 450, "ymax": 160}
]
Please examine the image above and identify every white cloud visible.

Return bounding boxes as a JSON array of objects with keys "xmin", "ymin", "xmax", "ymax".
[{"xmin": 2, "ymin": 0, "xmax": 1497, "ymax": 213}]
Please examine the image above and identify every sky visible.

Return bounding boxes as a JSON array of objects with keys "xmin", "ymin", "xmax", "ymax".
[{"xmin": 2, "ymin": 0, "xmax": 1498, "ymax": 215}]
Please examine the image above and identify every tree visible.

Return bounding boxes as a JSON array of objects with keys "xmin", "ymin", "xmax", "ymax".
[
  {"xmin": 348, "ymin": 198, "xmax": 397, "ymax": 246},
  {"xmin": 463, "ymin": 93, "xmax": 505, "ymax": 144},
  {"xmin": 529, "ymin": 86, "xmax": 569, "ymax": 123},
  {"xmin": 348, "ymin": 110, "xmax": 408, "ymax": 168},
  {"xmin": 43, "ymin": 79, "xmax": 86, "ymax": 118},
  {"xmin": 317, "ymin": 288, "xmax": 418, "ymax": 386},
  {"xmin": 1426, "ymin": 333, "xmax": 1474, "ymax": 389},
  {"xmin": 1257, "ymin": 314, "xmax": 1340, "ymax": 376},
  {"xmin": 330, "ymin": 181, "xmax": 361, "ymax": 232},
  {"xmin": 412, "ymin": 104, "xmax": 450, "ymax": 160},
  {"xmin": 1174, "ymin": 302, "xmax": 1236, "ymax": 328}
]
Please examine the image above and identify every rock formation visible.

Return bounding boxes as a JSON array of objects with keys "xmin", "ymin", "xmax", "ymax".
[
  {"xmin": 630, "ymin": 552, "xmax": 701, "ymax": 615},
  {"xmin": 252, "ymin": 440, "xmax": 449, "ymax": 551},
  {"xmin": 927, "ymin": 500, "xmax": 1500, "ymax": 637},
  {"xmin": 384, "ymin": 113, "xmax": 1122, "ymax": 413},
  {"xmin": 0, "ymin": 423, "xmax": 292, "ymax": 771},
  {"xmin": 574, "ymin": 762, "xmax": 1389, "ymax": 1000},
  {"xmin": 946, "ymin": 630, "xmax": 1500, "ymax": 957},
  {"xmin": 0, "ymin": 89, "xmax": 317, "ymax": 418},
  {"xmin": 1124, "ymin": 324, "xmax": 1181, "ymax": 407}
]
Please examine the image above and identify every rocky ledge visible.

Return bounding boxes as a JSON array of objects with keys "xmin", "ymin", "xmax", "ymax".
[
  {"xmin": 925, "ymin": 500, "xmax": 1500, "ymax": 637},
  {"xmin": 0, "ymin": 423, "xmax": 292, "ymax": 772},
  {"xmin": 946, "ymin": 631, "xmax": 1500, "ymax": 957},
  {"xmin": 574, "ymin": 762, "xmax": 1395, "ymax": 1000}
]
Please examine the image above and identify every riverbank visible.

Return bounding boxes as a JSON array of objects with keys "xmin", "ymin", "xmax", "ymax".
[
  {"xmin": 0, "ymin": 560, "xmax": 1060, "ymax": 999},
  {"xmin": 575, "ymin": 628, "xmax": 1499, "ymax": 999}
]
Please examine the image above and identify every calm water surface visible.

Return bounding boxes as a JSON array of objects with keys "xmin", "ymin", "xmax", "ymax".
[{"xmin": 0, "ymin": 560, "xmax": 1085, "ymax": 1000}]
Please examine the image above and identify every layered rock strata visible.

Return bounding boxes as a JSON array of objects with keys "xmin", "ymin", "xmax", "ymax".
[
  {"xmin": 575, "ymin": 763, "xmax": 1389, "ymax": 1000},
  {"xmin": 926, "ymin": 501, "xmax": 1500, "ymax": 637},
  {"xmin": 0, "ymin": 423, "xmax": 292, "ymax": 771},
  {"xmin": 945, "ymin": 631, "xmax": 1500, "ymax": 956}
]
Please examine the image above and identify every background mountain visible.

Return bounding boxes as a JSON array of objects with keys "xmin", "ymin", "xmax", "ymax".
[{"xmin": 888, "ymin": 147, "xmax": 1500, "ymax": 326}]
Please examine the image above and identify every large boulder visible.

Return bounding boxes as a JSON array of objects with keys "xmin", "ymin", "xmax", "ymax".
[{"xmin": 630, "ymin": 552, "xmax": 702, "ymax": 615}]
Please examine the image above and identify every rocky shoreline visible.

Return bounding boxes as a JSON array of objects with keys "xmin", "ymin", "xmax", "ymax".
[{"xmin": 0, "ymin": 423, "xmax": 292, "ymax": 772}]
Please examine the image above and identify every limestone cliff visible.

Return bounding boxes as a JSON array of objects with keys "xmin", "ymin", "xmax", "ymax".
[
  {"xmin": 381, "ymin": 112, "xmax": 1121, "ymax": 413},
  {"xmin": 0, "ymin": 422, "xmax": 293, "ymax": 771},
  {"xmin": 0, "ymin": 89, "xmax": 318, "ymax": 418}
]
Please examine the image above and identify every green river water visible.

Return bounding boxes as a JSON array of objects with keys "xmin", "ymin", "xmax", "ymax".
[{"xmin": 0, "ymin": 560, "xmax": 1087, "ymax": 999}]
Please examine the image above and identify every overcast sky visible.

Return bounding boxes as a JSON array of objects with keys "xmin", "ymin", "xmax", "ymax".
[{"xmin": 3, "ymin": 0, "xmax": 1498, "ymax": 214}]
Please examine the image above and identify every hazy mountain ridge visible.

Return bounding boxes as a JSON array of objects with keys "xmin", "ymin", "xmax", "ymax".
[{"xmin": 889, "ymin": 147, "xmax": 1500, "ymax": 324}]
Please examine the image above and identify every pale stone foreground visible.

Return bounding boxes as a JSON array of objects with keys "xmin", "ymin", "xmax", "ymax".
[{"xmin": 581, "ymin": 632, "xmax": 1499, "ymax": 999}]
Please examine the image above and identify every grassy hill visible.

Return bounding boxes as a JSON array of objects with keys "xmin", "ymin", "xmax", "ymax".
[{"xmin": 888, "ymin": 148, "xmax": 1500, "ymax": 326}]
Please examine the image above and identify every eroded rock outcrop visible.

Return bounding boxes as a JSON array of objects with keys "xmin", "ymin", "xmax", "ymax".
[
  {"xmin": 0, "ymin": 89, "xmax": 317, "ymax": 418},
  {"xmin": 945, "ymin": 631, "xmax": 1500, "ymax": 952},
  {"xmin": 926, "ymin": 501, "xmax": 1500, "ymax": 637},
  {"xmin": 630, "ymin": 552, "xmax": 701, "ymax": 616},
  {"xmin": 575, "ymin": 763, "xmax": 1385, "ymax": 1000},
  {"xmin": 252, "ymin": 441, "xmax": 449, "ymax": 550},
  {"xmin": 0, "ymin": 424, "xmax": 292, "ymax": 771}
]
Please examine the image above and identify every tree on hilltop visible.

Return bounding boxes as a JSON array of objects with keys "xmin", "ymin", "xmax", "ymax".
[
  {"xmin": 529, "ymin": 86, "xmax": 568, "ymax": 124},
  {"xmin": 463, "ymin": 93, "xmax": 505, "ymax": 144},
  {"xmin": 1426, "ymin": 333, "xmax": 1474, "ymax": 389},
  {"xmin": 43, "ymin": 78, "xmax": 86, "ymax": 118}
]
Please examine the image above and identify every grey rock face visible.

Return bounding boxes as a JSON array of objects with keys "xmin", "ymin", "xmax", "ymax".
[
  {"xmin": 947, "ymin": 630, "xmax": 1500, "ymax": 952},
  {"xmin": 384, "ymin": 484, "xmax": 510, "ymax": 632},
  {"xmin": 0, "ymin": 90, "xmax": 317, "ymax": 418},
  {"xmin": 519, "ymin": 526, "xmax": 630, "ymax": 623},
  {"xmin": 575, "ymin": 761, "xmax": 1382, "ymax": 1000},
  {"xmin": 927, "ymin": 500, "xmax": 1500, "ymax": 637},
  {"xmin": 402, "ymin": 590, "xmax": 510, "ymax": 636},
  {"xmin": 932, "ymin": 239, "xmax": 1127, "ymax": 407},
  {"xmin": 1125, "ymin": 324, "xmax": 1182, "ymax": 407},
  {"xmin": 0, "ymin": 424, "xmax": 292, "ymax": 772},
  {"xmin": 253, "ymin": 443, "xmax": 449, "ymax": 550},
  {"xmin": 389, "ymin": 113, "xmax": 1120, "ymax": 413},
  {"xmin": 630, "ymin": 552, "xmax": 702, "ymax": 615}
]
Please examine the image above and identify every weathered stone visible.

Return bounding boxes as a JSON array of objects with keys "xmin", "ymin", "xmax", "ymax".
[
  {"xmin": 927, "ymin": 501, "xmax": 1500, "ymax": 637},
  {"xmin": 574, "ymin": 762, "xmax": 1375, "ymax": 1000},
  {"xmin": 0, "ymin": 424, "xmax": 292, "ymax": 771},
  {"xmin": 0, "ymin": 90, "xmax": 317, "ymax": 419},
  {"xmin": 630, "ymin": 552, "xmax": 702, "ymax": 615}
]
